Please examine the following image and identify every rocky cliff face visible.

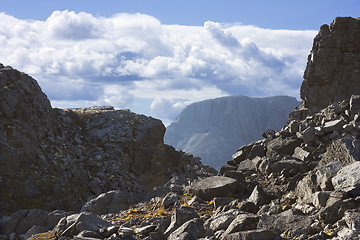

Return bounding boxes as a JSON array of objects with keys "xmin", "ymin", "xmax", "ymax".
[
  {"xmin": 0, "ymin": 64, "xmax": 216, "ymax": 216},
  {"xmin": 165, "ymin": 96, "xmax": 299, "ymax": 170},
  {"xmin": 301, "ymin": 17, "xmax": 360, "ymax": 113},
  {"xmin": 2, "ymin": 17, "xmax": 360, "ymax": 240}
]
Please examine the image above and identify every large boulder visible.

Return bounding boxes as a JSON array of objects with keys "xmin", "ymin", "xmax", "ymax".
[
  {"xmin": 167, "ymin": 218, "xmax": 206, "ymax": 240},
  {"xmin": 258, "ymin": 209, "xmax": 314, "ymax": 234},
  {"xmin": 224, "ymin": 213, "xmax": 259, "ymax": 234},
  {"xmin": 295, "ymin": 161, "xmax": 343, "ymax": 201},
  {"xmin": 53, "ymin": 212, "xmax": 111, "ymax": 237},
  {"xmin": 80, "ymin": 190, "xmax": 138, "ymax": 215},
  {"xmin": 164, "ymin": 206, "xmax": 199, "ymax": 236},
  {"xmin": 332, "ymin": 161, "xmax": 360, "ymax": 197},
  {"xmin": 205, "ymin": 209, "xmax": 242, "ymax": 232},
  {"xmin": 320, "ymin": 137, "xmax": 360, "ymax": 166},
  {"xmin": 189, "ymin": 176, "xmax": 238, "ymax": 201}
]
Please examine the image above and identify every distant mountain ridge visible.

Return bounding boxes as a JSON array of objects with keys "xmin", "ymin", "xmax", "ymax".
[{"xmin": 165, "ymin": 95, "xmax": 300, "ymax": 169}]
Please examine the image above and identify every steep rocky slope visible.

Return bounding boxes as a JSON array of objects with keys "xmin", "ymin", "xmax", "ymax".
[
  {"xmin": 0, "ymin": 64, "xmax": 216, "ymax": 216},
  {"xmin": 165, "ymin": 95, "xmax": 299, "ymax": 169},
  {"xmin": 2, "ymin": 17, "xmax": 360, "ymax": 240}
]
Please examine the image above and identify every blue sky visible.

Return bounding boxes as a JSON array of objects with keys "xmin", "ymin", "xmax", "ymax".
[
  {"xmin": 0, "ymin": 0, "xmax": 359, "ymax": 125},
  {"xmin": 1, "ymin": 0, "xmax": 359, "ymax": 29}
]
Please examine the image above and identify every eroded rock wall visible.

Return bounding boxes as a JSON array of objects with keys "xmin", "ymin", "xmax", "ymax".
[{"xmin": 301, "ymin": 17, "xmax": 360, "ymax": 113}]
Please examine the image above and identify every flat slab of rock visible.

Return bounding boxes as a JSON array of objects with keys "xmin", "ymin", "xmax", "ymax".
[{"xmin": 189, "ymin": 176, "xmax": 238, "ymax": 201}]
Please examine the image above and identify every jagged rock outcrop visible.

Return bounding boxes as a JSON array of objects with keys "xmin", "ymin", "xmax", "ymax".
[
  {"xmin": 165, "ymin": 95, "xmax": 299, "ymax": 169},
  {"xmin": 0, "ymin": 64, "xmax": 216, "ymax": 219},
  {"xmin": 300, "ymin": 17, "xmax": 360, "ymax": 113}
]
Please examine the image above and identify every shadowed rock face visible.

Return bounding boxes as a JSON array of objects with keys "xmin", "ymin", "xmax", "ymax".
[
  {"xmin": 301, "ymin": 17, "xmax": 360, "ymax": 113},
  {"xmin": 165, "ymin": 95, "xmax": 299, "ymax": 169},
  {"xmin": 0, "ymin": 64, "xmax": 216, "ymax": 215}
]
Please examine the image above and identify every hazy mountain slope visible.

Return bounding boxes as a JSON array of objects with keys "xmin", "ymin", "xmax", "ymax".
[{"xmin": 165, "ymin": 95, "xmax": 300, "ymax": 169}]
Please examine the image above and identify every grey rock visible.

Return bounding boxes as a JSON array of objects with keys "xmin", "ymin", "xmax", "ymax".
[
  {"xmin": 224, "ymin": 214, "xmax": 259, "ymax": 234},
  {"xmin": 81, "ymin": 190, "xmax": 135, "ymax": 215},
  {"xmin": 343, "ymin": 123, "xmax": 355, "ymax": 132},
  {"xmin": 289, "ymin": 120, "xmax": 300, "ymax": 134},
  {"xmin": 4, "ymin": 209, "xmax": 49, "ymax": 235},
  {"xmin": 293, "ymin": 202, "xmax": 316, "ymax": 215},
  {"xmin": 344, "ymin": 209, "xmax": 360, "ymax": 230},
  {"xmin": 314, "ymin": 126, "xmax": 325, "ymax": 136},
  {"xmin": 46, "ymin": 210, "xmax": 72, "ymax": 230},
  {"xmin": 187, "ymin": 196, "xmax": 202, "ymax": 206},
  {"xmin": 322, "ymin": 119, "xmax": 346, "ymax": 133},
  {"xmin": 207, "ymin": 212, "xmax": 237, "ymax": 232},
  {"xmin": 53, "ymin": 212, "xmax": 111, "ymax": 237},
  {"xmin": 134, "ymin": 225, "xmax": 157, "ymax": 236},
  {"xmin": 221, "ymin": 229, "xmax": 277, "ymax": 240},
  {"xmin": 164, "ymin": 206, "xmax": 199, "ymax": 236},
  {"xmin": 321, "ymin": 137, "xmax": 360, "ymax": 166},
  {"xmin": 328, "ymin": 102, "xmax": 344, "ymax": 114},
  {"xmin": 292, "ymin": 147, "xmax": 310, "ymax": 161},
  {"xmin": 295, "ymin": 161, "xmax": 343, "ymax": 201},
  {"xmin": 248, "ymin": 186, "xmax": 270, "ymax": 207},
  {"xmin": 332, "ymin": 161, "xmax": 360, "ymax": 197},
  {"xmin": 118, "ymin": 227, "xmax": 135, "ymax": 237},
  {"xmin": 334, "ymin": 227, "xmax": 360, "ymax": 240},
  {"xmin": 162, "ymin": 192, "xmax": 179, "ymax": 208},
  {"xmin": 262, "ymin": 129, "xmax": 276, "ymax": 140},
  {"xmin": 213, "ymin": 198, "xmax": 235, "ymax": 210},
  {"xmin": 189, "ymin": 176, "xmax": 238, "ymax": 201},
  {"xmin": 266, "ymin": 137, "xmax": 302, "ymax": 156},
  {"xmin": 300, "ymin": 126, "xmax": 317, "ymax": 144},
  {"xmin": 249, "ymin": 143, "xmax": 266, "ymax": 159},
  {"xmin": 350, "ymin": 95, "xmax": 360, "ymax": 117},
  {"xmin": 237, "ymin": 159, "xmax": 256, "ymax": 172},
  {"xmin": 4, "ymin": 210, "xmax": 28, "ymax": 234},
  {"xmin": 76, "ymin": 230, "xmax": 101, "ymax": 238},
  {"xmin": 237, "ymin": 201, "xmax": 258, "ymax": 213},
  {"xmin": 268, "ymin": 158, "xmax": 308, "ymax": 176},
  {"xmin": 167, "ymin": 218, "xmax": 205, "ymax": 240},
  {"xmin": 16, "ymin": 209, "xmax": 48, "ymax": 235},
  {"xmin": 258, "ymin": 209, "xmax": 314, "ymax": 234},
  {"xmin": 232, "ymin": 149, "xmax": 247, "ymax": 163},
  {"xmin": 311, "ymin": 191, "xmax": 331, "ymax": 209},
  {"xmin": 317, "ymin": 199, "xmax": 343, "ymax": 224}
]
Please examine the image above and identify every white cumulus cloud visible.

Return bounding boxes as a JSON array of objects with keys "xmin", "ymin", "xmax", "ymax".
[{"xmin": 0, "ymin": 11, "xmax": 317, "ymax": 124}]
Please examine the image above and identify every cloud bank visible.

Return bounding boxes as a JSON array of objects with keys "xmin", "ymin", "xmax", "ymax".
[{"xmin": 0, "ymin": 11, "xmax": 317, "ymax": 124}]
